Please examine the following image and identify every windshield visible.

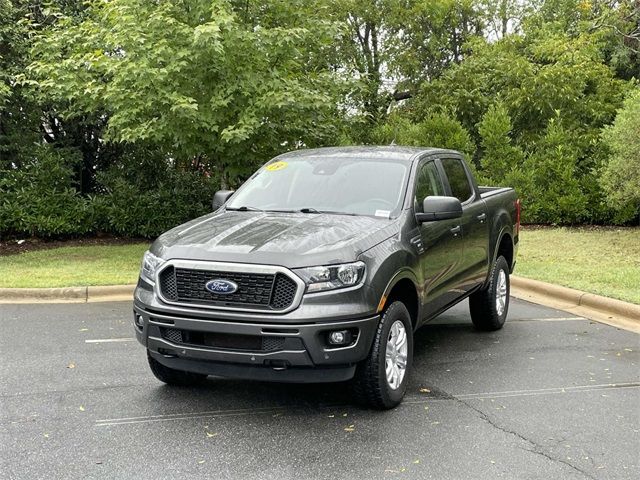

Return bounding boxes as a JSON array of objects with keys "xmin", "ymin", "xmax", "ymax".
[{"xmin": 227, "ymin": 156, "xmax": 409, "ymax": 218}]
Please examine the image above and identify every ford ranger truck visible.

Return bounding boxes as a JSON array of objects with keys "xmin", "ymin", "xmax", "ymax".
[{"xmin": 133, "ymin": 146, "xmax": 520, "ymax": 409}]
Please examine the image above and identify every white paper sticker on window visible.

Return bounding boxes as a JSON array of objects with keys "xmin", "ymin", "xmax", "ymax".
[{"xmin": 374, "ymin": 210, "xmax": 391, "ymax": 218}]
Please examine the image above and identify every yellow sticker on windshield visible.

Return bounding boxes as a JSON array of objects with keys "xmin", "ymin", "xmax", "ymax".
[{"xmin": 266, "ymin": 161, "xmax": 288, "ymax": 171}]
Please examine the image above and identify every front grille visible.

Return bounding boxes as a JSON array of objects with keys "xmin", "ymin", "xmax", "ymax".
[
  {"xmin": 158, "ymin": 266, "xmax": 298, "ymax": 311},
  {"xmin": 160, "ymin": 327, "xmax": 285, "ymax": 352},
  {"xmin": 262, "ymin": 336, "xmax": 286, "ymax": 352},
  {"xmin": 271, "ymin": 274, "xmax": 298, "ymax": 309}
]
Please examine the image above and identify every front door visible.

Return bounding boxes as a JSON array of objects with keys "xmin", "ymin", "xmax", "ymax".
[{"xmin": 413, "ymin": 159, "xmax": 463, "ymax": 317}]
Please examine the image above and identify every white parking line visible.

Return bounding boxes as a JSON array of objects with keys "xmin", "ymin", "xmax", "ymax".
[
  {"xmin": 511, "ymin": 316, "xmax": 586, "ymax": 322},
  {"xmin": 95, "ymin": 405, "xmax": 305, "ymax": 427},
  {"xmin": 403, "ymin": 382, "xmax": 640, "ymax": 403},
  {"xmin": 454, "ymin": 382, "xmax": 640, "ymax": 398},
  {"xmin": 85, "ymin": 338, "xmax": 135, "ymax": 344},
  {"xmin": 429, "ymin": 316, "xmax": 587, "ymax": 327}
]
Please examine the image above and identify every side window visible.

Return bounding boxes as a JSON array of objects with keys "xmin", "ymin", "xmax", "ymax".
[
  {"xmin": 441, "ymin": 158, "xmax": 473, "ymax": 202},
  {"xmin": 414, "ymin": 161, "xmax": 445, "ymax": 213}
]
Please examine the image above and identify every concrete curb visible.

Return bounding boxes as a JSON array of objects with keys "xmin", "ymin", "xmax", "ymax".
[
  {"xmin": 0, "ymin": 284, "xmax": 135, "ymax": 304},
  {"xmin": 87, "ymin": 285, "xmax": 136, "ymax": 303},
  {"xmin": 510, "ymin": 276, "xmax": 639, "ymax": 333}
]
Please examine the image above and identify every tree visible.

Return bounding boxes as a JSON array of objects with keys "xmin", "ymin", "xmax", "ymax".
[
  {"xmin": 600, "ymin": 88, "xmax": 640, "ymax": 223},
  {"xmin": 1, "ymin": 0, "xmax": 40, "ymax": 169},
  {"xmin": 329, "ymin": 0, "xmax": 400, "ymax": 128},
  {"xmin": 26, "ymin": 0, "xmax": 345, "ymax": 187},
  {"xmin": 479, "ymin": 0, "xmax": 538, "ymax": 39},
  {"xmin": 388, "ymin": 0, "xmax": 484, "ymax": 86},
  {"xmin": 329, "ymin": 0, "xmax": 486, "ymax": 137},
  {"xmin": 477, "ymin": 103, "xmax": 525, "ymax": 182},
  {"xmin": 371, "ymin": 111, "xmax": 475, "ymax": 159},
  {"xmin": 519, "ymin": 117, "xmax": 589, "ymax": 223},
  {"xmin": 1, "ymin": 0, "xmax": 130, "ymax": 194},
  {"xmin": 408, "ymin": 0, "xmax": 634, "ymax": 223}
]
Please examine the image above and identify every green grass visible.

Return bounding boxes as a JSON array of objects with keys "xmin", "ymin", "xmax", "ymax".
[
  {"xmin": 1, "ymin": 227, "xmax": 638, "ymax": 305},
  {"xmin": 516, "ymin": 226, "xmax": 640, "ymax": 304},
  {"xmin": 0, "ymin": 243, "xmax": 149, "ymax": 288}
]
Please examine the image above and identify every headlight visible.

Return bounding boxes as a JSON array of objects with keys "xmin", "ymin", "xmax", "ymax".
[
  {"xmin": 140, "ymin": 251, "xmax": 165, "ymax": 284},
  {"xmin": 294, "ymin": 261, "xmax": 366, "ymax": 293}
]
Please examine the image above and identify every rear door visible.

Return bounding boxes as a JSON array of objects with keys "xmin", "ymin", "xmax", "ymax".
[
  {"xmin": 413, "ymin": 157, "xmax": 464, "ymax": 316},
  {"xmin": 438, "ymin": 156, "xmax": 489, "ymax": 292}
]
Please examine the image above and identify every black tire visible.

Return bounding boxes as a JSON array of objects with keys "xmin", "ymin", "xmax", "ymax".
[
  {"xmin": 352, "ymin": 301, "xmax": 413, "ymax": 409},
  {"xmin": 147, "ymin": 350, "xmax": 207, "ymax": 386},
  {"xmin": 469, "ymin": 255, "xmax": 510, "ymax": 331}
]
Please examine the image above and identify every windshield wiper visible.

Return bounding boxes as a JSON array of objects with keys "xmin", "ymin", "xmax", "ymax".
[
  {"xmin": 320, "ymin": 210, "xmax": 360, "ymax": 216},
  {"xmin": 230, "ymin": 206, "xmax": 360, "ymax": 216},
  {"xmin": 298, "ymin": 208, "xmax": 360, "ymax": 216},
  {"xmin": 259, "ymin": 208, "xmax": 320, "ymax": 214},
  {"xmin": 226, "ymin": 206, "xmax": 263, "ymax": 212}
]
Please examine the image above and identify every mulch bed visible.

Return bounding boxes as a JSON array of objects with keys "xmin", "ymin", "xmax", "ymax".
[{"xmin": 0, "ymin": 236, "xmax": 150, "ymax": 256}]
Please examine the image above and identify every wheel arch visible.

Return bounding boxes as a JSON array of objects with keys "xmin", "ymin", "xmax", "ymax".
[
  {"xmin": 376, "ymin": 270, "xmax": 421, "ymax": 331},
  {"xmin": 487, "ymin": 206, "xmax": 515, "ymax": 271},
  {"xmin": 495, "ymin": 232, "xmax": 514, "ymax": 271},
  {"xmin": 482, "ymin": 225, "xmax": 514, "ymax": 290}
]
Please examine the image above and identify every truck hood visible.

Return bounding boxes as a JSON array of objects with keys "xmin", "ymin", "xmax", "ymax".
[{"xmin": 152, "ymin": 210, "xmax": 400, "ymax": 269}]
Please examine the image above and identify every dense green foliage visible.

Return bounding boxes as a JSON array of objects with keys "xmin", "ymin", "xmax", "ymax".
[
  {"xmin": 0, "ymin": 145, "xmax": 214, "ymax": 237},
  {"xmin": 406, "ymin": 2, "xmax": 637, "ymax": 223},
  {"xmin": 0, "ymin": 0, "xmax": 638, "ymax": 239},
  {"xmin": 600, "ymin": 89, "xmax": 640, "ymax": 222},
  {"xmin": 0, "ymin": 146, "xmax": 91, "ymax": 237},
  {"xmin": 27, "ymin": 0, "xmax": 343, "ymax": 182},
  {"xmin": 93, "ymin": 160, "xmax": 216, "ymax": 238}
]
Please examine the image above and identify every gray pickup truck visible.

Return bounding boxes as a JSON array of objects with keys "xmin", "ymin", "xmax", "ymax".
[{"xmin": 133, "ymin": 146, "xmax": 520, "ymax": 408}]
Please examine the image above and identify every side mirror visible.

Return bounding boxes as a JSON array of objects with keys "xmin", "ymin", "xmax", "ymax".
[
  {"xmin": 416, "ymin": 196, "xmax": 463, "ymax": 222},
  {"xmin": 212, "ymin": 190, "xmax": 234, "ymax": 210}
]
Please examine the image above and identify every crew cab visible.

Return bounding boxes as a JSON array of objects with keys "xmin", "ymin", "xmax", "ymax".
[{"xmin": 133, "ymin": 146, "xmax": 520, "ymax": 408}]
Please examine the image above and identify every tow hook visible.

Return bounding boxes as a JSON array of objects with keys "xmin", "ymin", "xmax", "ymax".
[{"xmin": 266, "ymin": 360, "xmax": 289, "ymax": 371}]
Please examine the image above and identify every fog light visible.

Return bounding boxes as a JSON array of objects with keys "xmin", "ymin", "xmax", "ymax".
[
  {"xmin": 134, "ymin": 313, "xmax": 144, "ymax": 328},
  {"xmin": 328, "ymin": 330, "xmax": 352, "ymax": 346}
]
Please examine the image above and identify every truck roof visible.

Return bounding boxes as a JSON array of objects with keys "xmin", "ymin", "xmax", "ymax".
[{"xmin": 276, "ymin": 146, "xmax": 458, "ymax": 162}]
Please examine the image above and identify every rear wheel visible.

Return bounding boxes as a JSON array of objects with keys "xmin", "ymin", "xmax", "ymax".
[
  {"xmin": 469, "ymin": 255, "xmax": 510, "ymax": 331},
  {"xmin": 353, "ymin": 301, "xmax": 413, "ymax": 409},
  {"xmin": 147, "ymin": 351, "xmax": 207, "ymax": 386}
]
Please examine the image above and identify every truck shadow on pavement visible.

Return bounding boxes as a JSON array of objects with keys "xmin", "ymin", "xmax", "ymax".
[{"xmin": 142, "ymin": 322, "xmax": 482, "ymax": 412}]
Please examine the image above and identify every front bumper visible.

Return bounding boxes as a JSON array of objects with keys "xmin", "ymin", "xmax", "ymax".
[{"xmin": 134, "ymin": 281, "xmax": 380, "ymax": 383}]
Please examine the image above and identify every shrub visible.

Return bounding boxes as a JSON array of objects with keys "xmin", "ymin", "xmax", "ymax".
[
  {"xmin": 0, "ymin": 145, "xmax": 92, "ymax": 238},
  {"xmin": 518, "ymin": 120, "xmax": 588, "ymax": 224},
  {"xmin": 477, "ymin": 103, "xmax": 525, "ymax": 183},
  {"xmin": 371, "ymin": 112, "xmax": 475, "ymax": 159},
  {"xmin": 0, "ymin": 145, "xmax": 217, "ymax": 239},
  {"xmin": 600, "ymin": 89, "xmax": 640, "ymax": 223},
  {"xmin": 94, "ymin": 158, "xmax": 216, "ymax": 238}
]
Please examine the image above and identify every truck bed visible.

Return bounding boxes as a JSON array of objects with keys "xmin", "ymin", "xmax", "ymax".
[{"xmin": 478, "ymin": 186, "xmax": 514, "ymax": 199}]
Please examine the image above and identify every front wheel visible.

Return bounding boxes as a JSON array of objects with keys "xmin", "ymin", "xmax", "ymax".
[
  {"xmin": 469, "ymin": 255, "xmax": 510, "ymax": 331},
  {"xmin": 352, "ymin": 301, "xmax": 413, "ymax": 409}
]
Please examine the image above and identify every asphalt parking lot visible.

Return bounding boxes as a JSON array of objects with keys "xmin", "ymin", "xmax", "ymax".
[{"xmin": 1, "ymin": 298, "xmax": 638, "ymax": 480}]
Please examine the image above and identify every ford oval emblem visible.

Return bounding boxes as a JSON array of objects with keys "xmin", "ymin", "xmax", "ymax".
[{"xmin": 205, "ymin": 279, "xmax": 238, "ymax": 295}]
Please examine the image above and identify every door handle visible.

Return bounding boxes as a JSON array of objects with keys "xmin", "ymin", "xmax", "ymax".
[
  {"xmin": 450, "ymin": 225, "xmax": 461, "ymax": 237},
  {"xmin": 477, "ymin": 213, "xmax": 487, "ymax": 223}
]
